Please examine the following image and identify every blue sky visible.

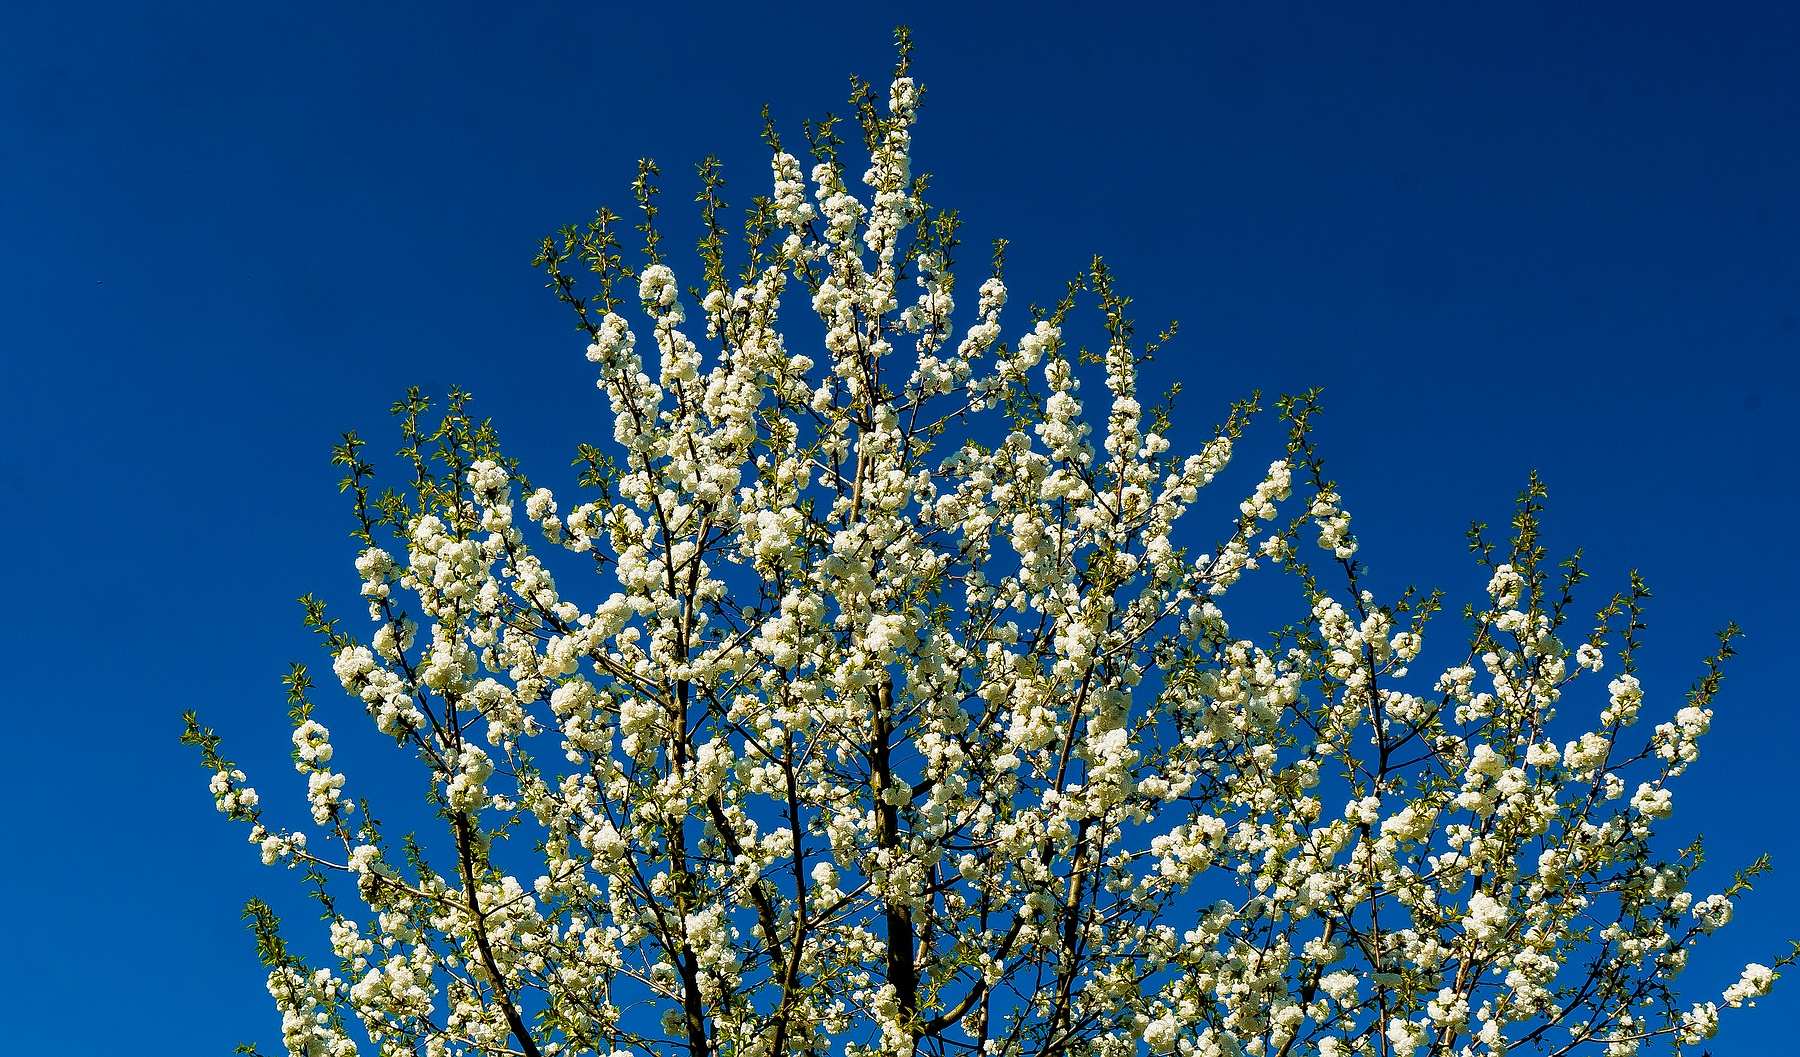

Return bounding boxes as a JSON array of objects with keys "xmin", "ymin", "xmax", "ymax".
[{"xmin": 2, "ymin": 1, "xmax": 1796, "ymax": 1052}]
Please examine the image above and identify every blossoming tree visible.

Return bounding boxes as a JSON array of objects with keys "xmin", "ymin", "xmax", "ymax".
[{"xmin": 185, "ymin": 32, "xmax": 1790, "ymax": 1057}]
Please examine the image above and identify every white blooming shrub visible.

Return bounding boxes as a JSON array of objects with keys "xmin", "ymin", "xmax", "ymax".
[{"xmin": 184, "ymin": 31, "xmax": 1792, "ymax": 1057}]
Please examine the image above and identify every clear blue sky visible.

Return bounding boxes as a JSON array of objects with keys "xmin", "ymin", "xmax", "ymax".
[{"xmin": 2, "ymin": 2, "xmax": 1796, "ymax": 1052}]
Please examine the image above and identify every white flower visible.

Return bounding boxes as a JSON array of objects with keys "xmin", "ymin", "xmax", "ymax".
[
  {"xmin": 1723, "ymin": 963, "xmax": 1776, "ymax": 1007},
  {"xmin": 1486, "ymin": 564, "xmax": 1523, "ymax": 607},
  {"xmin": 1319, "ymin": 971, "xmax": 1359, "ymax": 1004},
  {"xmin": 1679, "ymin": 1002, "xmax": 1719, "ymax": 1043},
  {"xmin": 1693, "ymin": 893, "xmax": 1734, "ymax": 931},
  {"xmin": 1463, "ymin": 891, "xmax": 1510, "ymax": 943},
  {"xmin": 1630, "ymin": 782, "xmax": 1673, "ymax": 819},
  {"xmin": 1142, "ymin": 1013, "xmax": 1180, "ymax": 1054}
]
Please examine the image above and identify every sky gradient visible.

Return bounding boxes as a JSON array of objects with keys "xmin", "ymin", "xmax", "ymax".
[{"xmin": 2, "ymin": 2, "xmax": 1796, "ymax": 1052}]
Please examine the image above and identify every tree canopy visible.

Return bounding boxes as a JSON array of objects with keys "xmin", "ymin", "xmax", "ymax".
[{"xmin": 186, "ymin": 33, "xmax": 1787, "ymax": 1057}]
